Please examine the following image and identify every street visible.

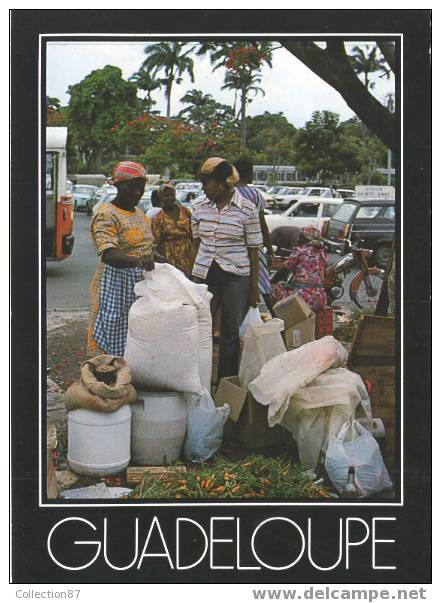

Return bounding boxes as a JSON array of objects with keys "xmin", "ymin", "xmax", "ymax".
[
  {"xmin": 46, "ymin": 211, "xmax": 357, "ymax": 311},
  {"xmin": 47, "ymin": 213, "xmax": 97, "ymax": 310}
]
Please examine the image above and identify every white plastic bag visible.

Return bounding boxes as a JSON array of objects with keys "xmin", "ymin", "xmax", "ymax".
[
  {"xmin": 239, "ymin": 307, "xmax": 262, "ymax": 337},
  {"xmin": 325, "ymin": 420, "xmax": 393, "ymax": 497},
  {"xmin": 249, "ymin": 336, "xmax": 348, "ymax": 426},
  {"xmin": 280, "ymin": 368, "xmax": 373, "ymax": 470},
  {"xmin": 239, "ymin": 318, "xmax": 286, "ymax": 388},
  {"xmin": 184, "ymin": 389, "xmax": 230, "ymax": 462}
]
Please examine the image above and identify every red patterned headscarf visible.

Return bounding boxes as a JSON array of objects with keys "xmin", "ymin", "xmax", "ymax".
[{"xmin": 108, "ymin": 161, "xmax": 147, "ymax": 185}]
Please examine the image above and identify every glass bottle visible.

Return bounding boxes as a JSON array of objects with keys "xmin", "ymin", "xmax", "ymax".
[{"xmin": 342, "ymin": 466, "xmax": 362, "ymax": 498}]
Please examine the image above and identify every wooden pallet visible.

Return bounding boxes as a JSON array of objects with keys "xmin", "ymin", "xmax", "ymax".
[{"xmin": 348, "ymin": 315, "xmax": 397, "ymax": 471}]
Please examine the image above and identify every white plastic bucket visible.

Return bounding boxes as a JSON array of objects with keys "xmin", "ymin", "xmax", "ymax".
[
  {"xmin": 131, "ymin": 391, "xmax": 187, "ymax": 465},
  {"xmin": 68, "ymin": 405, "xmax": 132, "ymax": 477}
]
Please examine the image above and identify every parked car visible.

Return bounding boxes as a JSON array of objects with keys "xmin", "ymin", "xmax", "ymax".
[
  {"xmin": 272, "ymin": 187, "xmax": 305, "ymax": 210},
  {"xmin": 336, "ymin": 188, "xmax": 355, "ymax": 198},
  {"xmin": 86, "ymin": 184, "xmax": 117, "ymax": 215},
  {"xmin": 265, "ymin": 198, "xmax": 343, "ymax": 234},
  {"xmin": 72, "ymin": 185, "xmax": 98, "ymax": 212},
  {"xmin": 176, "ymin": 181, "xmax": 202, "ymax": 191},
  {"xmin": 325, "ymin": 198, "xmax": 395, "ymax": 268},
  {"xmin": 92, "ymin": 192, "xmax": 116, "ymax": 215},
  {"xmin": 274, "ymin": 186, "xmax": 333, "ymax": 211}
]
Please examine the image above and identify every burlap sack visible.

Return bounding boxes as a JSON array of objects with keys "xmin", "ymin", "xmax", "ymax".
[{"xmin": 65, "ymin": 355, "xmax": 137, "ymax": 412}]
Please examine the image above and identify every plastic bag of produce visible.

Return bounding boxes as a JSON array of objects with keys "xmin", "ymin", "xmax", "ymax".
[
  {"xmin": 325, "ymin": 420, "xmax": 393, "ymax": 497},
  {"xmin": 184, "ymin": 388, "xmax": 230, "ymax": 462}
]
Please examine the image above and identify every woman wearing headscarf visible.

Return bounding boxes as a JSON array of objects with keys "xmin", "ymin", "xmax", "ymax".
[
  {"xmin": 151, "ymin": 183, "xmax": 193, "ymax": 277},
  {"xmin": 191, "ymin": 157, "xmax": 262, "ymax": 380},
  {"xmin": 271, "ymin": 226, "xmax": 328, "ymax": 311},
  {"xmin": 87, "ymin": 160, "xmax": 155, "ymax": 357}
]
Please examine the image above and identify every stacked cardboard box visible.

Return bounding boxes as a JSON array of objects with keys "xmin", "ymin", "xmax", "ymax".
[{"xmin": 273, "ymin": 294, "xmax": 316, "ymax": 349}]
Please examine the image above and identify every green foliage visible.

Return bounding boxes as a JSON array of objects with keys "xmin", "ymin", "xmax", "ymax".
[
  {"xmin": 178, "ymin": 88, "xmax": 238, "ymax": 137},
  {"xmin": 349, "ymin": 45, "xmax": 390, "ymax": 89},
  {"xmin": 139, "ymin": 42, "xmax": 195, "ymax": 117},
  {"xmin": 197, "ymin": 42, "xmax": 274, "ymax": 149},
  {"xmin": 112, "ymin": 112, "xmax": 240, "ymax": 178},
  {"xmin": 295, "ymin": 111, "xmax": 387, "ymax": 183},
  {"xmin": 246, "ymin": 111, "xmax": 297, "ymax": 165},
  {"xmin": 67, "ymin": 65, "xmax": 141, "ymax": 171},
  {"xmin": 129, "ymin": 69, "xmax": 161, "ymax": 113}
]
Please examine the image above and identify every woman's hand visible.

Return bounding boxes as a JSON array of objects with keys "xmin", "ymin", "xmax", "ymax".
[
  {"xmin": 248, "ymin": 284, "xmax": 260, "ymax": 308},
  {"xmin": 137, "ymin": 254, "xmax": 155, "ymax": 271}
]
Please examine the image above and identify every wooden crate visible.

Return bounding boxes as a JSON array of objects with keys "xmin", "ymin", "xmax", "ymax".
[{"xmin": 348, "ymin": 315, "xmax": 397, "ymax": 472}]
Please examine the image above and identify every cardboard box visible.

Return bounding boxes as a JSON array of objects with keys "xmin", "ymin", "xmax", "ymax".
[
  {"xmin": 273, "ymin": 293, "xmax": 316, "ymax": 349},
  {"xmin": 214, "ymin": 376, "xmax": 287, "ymax": 448},
  {"xmin": 285, "ymin": 315, "xmax": 316, "ymax": 349}
]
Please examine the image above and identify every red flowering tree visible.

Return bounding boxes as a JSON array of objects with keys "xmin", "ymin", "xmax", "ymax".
[
  {"xmin": 197, "ymin": 42, "xmax": 273, "ymax": 150},
  {"xmin": 111, "ymin": 112, "xmax": 240, "ymax": 178}
]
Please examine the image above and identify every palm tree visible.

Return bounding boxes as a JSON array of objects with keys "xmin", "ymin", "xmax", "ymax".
[
  {"xmin": 349, "ymin": 45, "xmax": 390, "ymax": 90},
  {"xmin": 140, "ymin": 42, "xmax": 195, "ymax": 117},
  {"xmin": 129, "ymin": 70, "xmax": 161, "ymax": 113},
  {"xmin": 197, "ymin": 42, "xmax": 273, "ymax": 150},
  {"xmin": 222, "ymin": 71, "xmax": 266, "ymax": 149}
]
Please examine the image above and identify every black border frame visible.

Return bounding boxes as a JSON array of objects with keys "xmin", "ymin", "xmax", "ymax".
[{"xmin": 10, "ymin": 9, "xmax": 431, "ymax": 584}]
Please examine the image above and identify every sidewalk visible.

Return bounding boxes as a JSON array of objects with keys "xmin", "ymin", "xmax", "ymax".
[{"xmin": 47, "ymin": 310, "xmax": 90, "ymax": 441}]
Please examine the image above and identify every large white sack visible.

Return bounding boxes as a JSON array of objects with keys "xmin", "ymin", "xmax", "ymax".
[
  {"xmin": 280, "ymin": 368, "xmax": 373, "ymax": 470},
  {"xmin": 325, "ymin": 420, "xmax": 393, "ymax": 497},
  {"xmin": 124, "ymin": 299, "xmax": 202, "ymax": 394},
  {"xmin": 239, "ymin": 318, "xmax": 286, "ymax": 388},
  {"xmin": 249, "ymin": 336, "xmax": 348, "ymax": 426},
  {"xmin": 136, "ymin": 264, "xmax": 213, "ymax": 390}
]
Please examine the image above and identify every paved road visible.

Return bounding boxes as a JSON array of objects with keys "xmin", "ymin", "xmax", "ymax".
[
  {"xmin": 47, "ymin": 213, "xmax": 97, "ymax": 310},
  {"xmin": 46, "ymin": 212, "xmax": 358, "ymax": 311}
]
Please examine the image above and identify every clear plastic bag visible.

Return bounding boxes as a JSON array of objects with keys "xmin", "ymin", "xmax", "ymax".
[
  {"xmin": 239, "ymin": 306, "xmax": 262, "ymax": 337},
  {"xmin": 184, "ymin": 388, "xmax": 230, "ymax": 462},
  {"xmin": 239, "ymin": 318, "xmax": 286, "ymax": 388},
  {"xmin": 325, "ymin": 420, "xmax": 393, "ymax": 497}
]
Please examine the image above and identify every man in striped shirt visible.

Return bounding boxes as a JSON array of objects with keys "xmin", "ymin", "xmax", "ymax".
[{"xmin": 191, "ymin": 157, "xmax": 262, "ymax": 381}]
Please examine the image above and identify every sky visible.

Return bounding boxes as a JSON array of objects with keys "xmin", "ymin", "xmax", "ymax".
[{"xmin": 46, "ymin": 40, "xmax": 395, "ymax": 128}]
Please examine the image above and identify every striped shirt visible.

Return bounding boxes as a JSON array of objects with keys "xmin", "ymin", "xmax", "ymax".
[{"xmin": 191, "ymin": 189, "xmax": 263, "ymax": 278}]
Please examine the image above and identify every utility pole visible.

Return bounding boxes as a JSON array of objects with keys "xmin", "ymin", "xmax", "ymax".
[{"xmin": 386, "ymin": 95, "xmax": 394, "ymax": 185}]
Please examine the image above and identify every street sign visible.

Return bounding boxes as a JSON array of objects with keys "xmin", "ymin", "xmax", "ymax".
[{"xmin": 355, "ymin": 185, "xmax": 395, "ymax": 200}]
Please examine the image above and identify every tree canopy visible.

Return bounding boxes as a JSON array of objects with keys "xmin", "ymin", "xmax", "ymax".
[
  {"xmin": 67, "ymin": 65, "xmax": 141, "ymax": 171},
  {"xmin": 281, "ymin": 40, "xmax": 395, "ymax": 150}
]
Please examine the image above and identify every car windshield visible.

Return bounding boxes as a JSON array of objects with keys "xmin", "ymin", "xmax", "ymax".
[
  {"xmin": 332, "ymin": 202, "xmax": 358, "ymax": 222},
  {"xmin": 357, "ymin": 206, "xmax": 382, "ymax": 219},
  {"xmin": 73, "ymin": 185, "xmax": 94, "ymax": 195}
]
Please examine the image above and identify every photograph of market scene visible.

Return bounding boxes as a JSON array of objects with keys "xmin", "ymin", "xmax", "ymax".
[{"xmin": 46, "ymin": 38, "xmax": 397, "ymax": 501}]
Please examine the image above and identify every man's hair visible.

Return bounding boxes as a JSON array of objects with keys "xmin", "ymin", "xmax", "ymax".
[{"xmin": 233, "ymin": 156, "xmax": 254, "ymax": 181}]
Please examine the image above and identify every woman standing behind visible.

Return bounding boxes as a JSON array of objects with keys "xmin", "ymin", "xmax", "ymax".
[
  {"xmin": 191, "ymin": 157, "xmax": 262, "ymax": 380},
  {"xmin": 271, "ymin": 226, "xmax": 328, "ymax": 311},
  {"xmin": 87, "ymin": 161, "xmax": 155, "ymax": 357},
  {"xmin": 233, "ymin": 157, "xmax": 275, "ymax": 314},
  {"xmin": 151, "ymin": 183, "xmax": 193, "ymax": 277}
]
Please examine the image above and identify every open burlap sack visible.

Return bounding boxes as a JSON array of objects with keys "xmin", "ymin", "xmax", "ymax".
[{"xmin": 65, "ymin": 355, "xmax": 137, "ymax": 412}]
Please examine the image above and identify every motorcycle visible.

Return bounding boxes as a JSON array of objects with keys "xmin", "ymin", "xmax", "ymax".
[{"xmin": 270, "ymin": 238, "xmax": 384, "ymax": 312}]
